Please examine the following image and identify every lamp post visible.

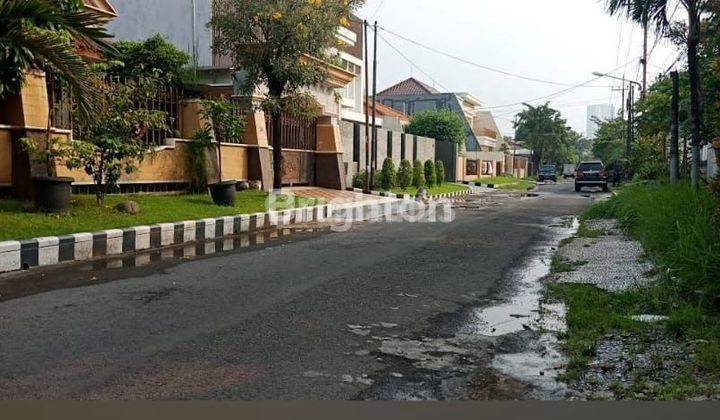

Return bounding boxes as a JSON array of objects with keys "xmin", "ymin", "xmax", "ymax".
[{"xmin": 592, "ymin": 72, "xmax": 642, "ymax": 156}]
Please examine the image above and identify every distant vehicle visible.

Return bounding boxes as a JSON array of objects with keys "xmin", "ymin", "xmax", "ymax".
[
  {"xmin": 575, "ymin": 161, "xmax": 610, "ymax": 192},
  {"xmin": 563, "ymin": 164, "xmax": 577, "ymax": 179},
  {"xmin": 538, "ymin": 164, "xmax": 557, "ymax": 182}
]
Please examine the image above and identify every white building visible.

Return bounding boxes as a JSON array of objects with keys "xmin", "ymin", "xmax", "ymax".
[{"xmin": 586, "ymin": 104, "xmax": 615, "ymax": 139}]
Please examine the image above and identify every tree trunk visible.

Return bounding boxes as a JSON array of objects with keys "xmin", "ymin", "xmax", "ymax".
[
  {"xmin": 687, "ymin": 1, "xmax": 703, "ymax": 190},
  {"xmin": 670, "ymin": 71, "xmax": 680, "ymax": 182}
]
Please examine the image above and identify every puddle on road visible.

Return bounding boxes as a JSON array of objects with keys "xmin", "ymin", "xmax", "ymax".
[
  {"xmin": 357, "ymin": 216, "xmax": 579, "ymax": 401},
  {"xmin": 0, "ymin": 225, "xmax": 329, "ymax": 302},
  {"xmin": 460, "ymin": 218, "xmax": 578, "ymax": 337}
]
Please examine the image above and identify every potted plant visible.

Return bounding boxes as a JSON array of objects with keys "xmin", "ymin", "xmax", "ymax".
[
  {"xmin": 197, "ymin": 99, "xmax": 246, "ymax": 206},
  {"xmin": 20, "ymin": 133, "xmax": 76, "ymax": 213}
]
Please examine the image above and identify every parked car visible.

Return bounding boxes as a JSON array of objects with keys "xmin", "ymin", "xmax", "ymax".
[
  {"xmin": 563, "ymin": 164, "xmax": 576, "ymax": 179},
  {"xmin": 575, "ymin": 161, "xmax": 610, "ymax": 192},
  {"xmin": 538, "ymin": 164, "xmax": 558, "ymax": 182}
]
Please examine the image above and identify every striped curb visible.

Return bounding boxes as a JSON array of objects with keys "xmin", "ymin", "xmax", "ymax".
[
  {"xmin": 0, "ymin": 205, "xmax": 331, "ymax": 275},
  {"xmin": 461, "ymin": 181, "xmax": 497, "ymax": 189},
  {"xmin": 347, "ymin": 185, "xmax": 472, "ymax": 201}
]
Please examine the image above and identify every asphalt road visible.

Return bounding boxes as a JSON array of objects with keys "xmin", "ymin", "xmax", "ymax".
[{"xmin": 0, "ymin": 181, "xmax": 600, "ymax": 400}]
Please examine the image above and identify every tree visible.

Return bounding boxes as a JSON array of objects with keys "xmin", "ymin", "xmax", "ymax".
[
  {"xmin": 605, "ymin": 0, "xmax": 710, "ymax": 189},
  {"xmin": 405, "ymin": 109, "xmax": 466, "ymax": 147},
  {"xmin": 68, "ymin": 77, "xmax": 167, "ymax": 205},
  {"xmin": 593, "ymin": 118, "xmax": 628, "ymax": 167},
  {"xmin": 103, "ymin": 34, "xmax": 190, "ymax": 84},
  {"xmin": 424, "ymin": 160, "xmax": 436, "ymax": 188},
  {"xmin": 0, "ymin": 0, "xmax": 112, "ymax": 117},
  {"xmin": 514, "ymin": 103, "xmax": 576, "ymax": 168},
  {"xmin": 412, "ymin": 160, "xmax": 426, "ymax": 189},
  {"xmin": 397, "ymin": 160, "xmax": 413, "ymax": 191},
  {"xmin": 210, "ymin": 0, "xmax": 363, "ymax": 190}
]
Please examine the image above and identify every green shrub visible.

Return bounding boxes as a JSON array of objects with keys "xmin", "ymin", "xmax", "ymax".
[
  {"xmin": 424, "ymin": 160, "xmax": 436, "ymax": 188},
  {"xmin": 436, "ymin": 160, "xmax": 445, "ymax": 185},
  {"xmin": 352, "ymin": 170, "xmax": 368, "ymax": 189},
  {"xmin": 380, "ymin": 158, "xmax": 396, "ymax": 191},
  {"xmin": 397, "ymin": 160, "xmax": 413, "ymax": 191},
  {"xmin": 412, "ymin": 160, "xmax": 426, "ymax": 189}
]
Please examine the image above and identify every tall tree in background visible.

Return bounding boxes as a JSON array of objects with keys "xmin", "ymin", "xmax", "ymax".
[
  {"xmin": 0, "ymin": 0, "xmax": 112, "ymax": 117},
  {"xmin": 514, "ymin": 103, "xmax": 578, "ymax": 168},
  {"xmin": 606, "ymin": 0, "xmax": 709, "ymax": 189},
  {"xmin": 210, "ymin": 0, "xmax": 363, "ymax": 190}
]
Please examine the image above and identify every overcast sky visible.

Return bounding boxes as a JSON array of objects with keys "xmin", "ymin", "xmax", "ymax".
[{"xmin": 357, "ymin": 0, "xmax": 682, "ymax": 137}]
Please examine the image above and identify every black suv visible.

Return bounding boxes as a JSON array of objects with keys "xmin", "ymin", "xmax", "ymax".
[
  {"xmin": 538, "ymin": 164, "xmax": 558, "ymax": 182},
  {"xmin": 575, "ymin": 161, "xmax": 610, "ymax": 192}
]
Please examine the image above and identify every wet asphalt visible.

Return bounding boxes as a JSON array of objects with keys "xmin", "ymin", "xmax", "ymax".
[{"xmin": 0, "ymin": 181, "xmax": 601, "ymax": 400}]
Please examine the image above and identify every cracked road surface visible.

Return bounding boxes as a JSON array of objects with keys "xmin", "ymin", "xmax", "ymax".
[{"xmin": 0, "ymin": 182, "xmax": 599, "ymax": 399}]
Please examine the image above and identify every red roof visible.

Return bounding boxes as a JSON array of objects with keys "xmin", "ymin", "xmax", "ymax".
[
  {"xmin": 365, "ymin": 99, "xmax": 411, "ymax": 122},
  {"xmin": 378, "ymin": 77, "xmax": 440, "ymax": 97}
]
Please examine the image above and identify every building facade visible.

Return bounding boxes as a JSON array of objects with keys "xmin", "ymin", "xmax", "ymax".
[{"xmin": 586, "ymin": 104, "xmax": 615, "ymax": 139}]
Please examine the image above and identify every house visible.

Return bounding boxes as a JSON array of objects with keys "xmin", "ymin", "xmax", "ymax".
[{"xmin": 377, "ymin": 77, "xmax": 511, "ymax": 181}]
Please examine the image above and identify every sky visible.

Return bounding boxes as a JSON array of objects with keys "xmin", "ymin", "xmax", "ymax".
[{"xmin": 357, "ymin": 0, "xmax": 683, "ymax": 137}]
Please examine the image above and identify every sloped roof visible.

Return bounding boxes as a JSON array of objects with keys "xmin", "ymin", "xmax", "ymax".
[
  {"xmin": 365, "ymin": 99, "xmax": 411, "ymax": 122},
  {"xmin": 377, "ymin": 77, "xmax": 440, "ymax": 97},
  {"xmin": 473, "ymin": 111, "xmax": 502, "ymax": 140},
  {"xmin": 82, "ymin": 0, "xmax": 118, "ymax": 18}
]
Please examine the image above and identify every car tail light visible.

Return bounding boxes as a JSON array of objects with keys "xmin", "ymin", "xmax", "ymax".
[
  {"xmin": 576, "ymin": 171, "xmax": 583, "ymax": 178},
  {"xmin": 600, "ymin": 170, "xmax": 608, "ymax": 177}
]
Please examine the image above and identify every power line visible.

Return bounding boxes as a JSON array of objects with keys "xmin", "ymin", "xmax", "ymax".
[
  {"xmin": 377, "ymin": 25, "xmax": 614, "ymax": 89},
  {"xmin": 378, "ymin": 33, "xmax": 451, "ymax": 92},
  {"xmin": 369, "ymin": 0, "xmax": 385, "ymax": 19},
  {"xmin": 477, "ymin": 59, "xmax": 635, "ymax": 111}
]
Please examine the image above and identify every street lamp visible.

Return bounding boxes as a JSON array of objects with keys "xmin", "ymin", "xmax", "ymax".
[{"xmin": 592, "ymin": 72, "xmax": 641, "ymax": 157}]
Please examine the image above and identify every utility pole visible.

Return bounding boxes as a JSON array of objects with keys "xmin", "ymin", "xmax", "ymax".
[
  {"xmin": 670, "ymin": 71, "xmax": 680, "ymax": 182},
  {"xmin": 626, "ymin": 84, "xmax": 635, "ymax": 156},
  {"xmin": 611, "ymin": 85, "xmax": 625, "ymax": 119},
  {"xmin": 370, "ymin": 21, "xmax": 379, "ymax": 189},
  {"xmin": 641, "ymin": 13, "xmax": 648, "ymax": 99},
  {"xmin": 363, "ymin": 21, "xmax": 371, "ymax": 192}
]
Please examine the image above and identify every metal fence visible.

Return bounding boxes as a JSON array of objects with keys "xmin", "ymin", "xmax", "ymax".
[
  {"xmin": 54, "ymin": 75, "xmax": 184, "ymax": 147},
  {"xmin": 265, "ymin": 114, "xmax": 317, "ymax": 151}
]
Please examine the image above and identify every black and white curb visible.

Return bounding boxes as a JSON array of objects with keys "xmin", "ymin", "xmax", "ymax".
[
  {"xmin": 0, "ymin": 205, "xmax": 330, "ymax": 274},
  {"xmin": 461, "ymin": 181, "xmax": 497, "ymax": 189},
  {"xmin": 347, "ymin": 185, "xmax": 472, "ymax": 200}
]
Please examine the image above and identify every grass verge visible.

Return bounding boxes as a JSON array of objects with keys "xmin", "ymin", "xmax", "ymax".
[
  {"xmin": 473, "ymin": 176, "xmax": 536, "ymax": 191},
  {"xmin": 0, "ymin": 192, "xmax": 320, "ymax": 241},
  {"xmin": 548, "ymin": 181, "xmax": 720, "ymax": 397},
  {"xmin": 391, "ymin": 183, "xmax": 470, "ymax": 197}
]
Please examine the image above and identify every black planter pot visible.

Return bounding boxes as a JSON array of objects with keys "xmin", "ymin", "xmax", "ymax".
[
  {"xmin": 33, "ymin": 176, "xmax": 74, "ymax": 213},
  {"xmin": 209, "ymin": 180, "xmax": 237, "ymax": 206}
]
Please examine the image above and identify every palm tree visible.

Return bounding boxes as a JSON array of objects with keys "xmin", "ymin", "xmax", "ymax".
[
  {"xmin": 0, "ymin": 0, "xmax": 113, "ymax": 117},
  {"xmin": 606, "ymin": 0, "xmax": 707, "ymax": 189}
]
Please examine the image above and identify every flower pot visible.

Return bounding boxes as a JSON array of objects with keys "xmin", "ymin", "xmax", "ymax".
[
  {"xmin": 209, "ymin": 180, "xmax": 237, "ymax": 206},
  {"xmin": 33, "ymin": 176, "xmax": 74, "ymax": 213}
]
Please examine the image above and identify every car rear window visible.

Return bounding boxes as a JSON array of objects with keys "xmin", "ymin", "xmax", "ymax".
[
  {"xmin": 578, "ymin": 163, "xmax": 604, "ymax": 171},
  {"xmin": 540, "ymin": 165, "xmax": 556, "ymax": 171}
]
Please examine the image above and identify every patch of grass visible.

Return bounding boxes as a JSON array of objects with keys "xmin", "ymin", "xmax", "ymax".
[
  {"xmin": 577, "ymin": 224, "xmax": 602, "ymax": 238},
  {"xmin": 391, "ymin": 183, "xmax": 470, "ymax": 197},
  {"xmin": 550, "ymin": 255, "xmax": 588, "ymax": 273},
  {"xmin": 580, "ymin": 182, "xmax": 720, "ymax": 294},
  {"xmin": 473, "ymin": 176, "xmax": 536, "ymax": 191},
  {"xmin": 546, "ymin": 283, "xmax": 651, "ymax": 381},
  {"xmin": 0, "ymin": 192, "xmax": 321, "ymax": 241}
]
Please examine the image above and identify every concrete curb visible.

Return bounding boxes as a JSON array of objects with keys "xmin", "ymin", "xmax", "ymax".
[
  {"xmin": 0, "ymin": 205, "xmax": 331, "ymax": 275},
  {"xmin": 461, "ymin": 181, "xmax": 497, "ymax": 189},
  {"xmin": 347, "ymin": 185, "xmax": 473, "ymax": 201}
]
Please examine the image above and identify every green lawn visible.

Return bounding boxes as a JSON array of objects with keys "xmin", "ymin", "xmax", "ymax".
[
  {"xmin": 0, "ymin": 192, "xmax": 321, "ymax": 241},
  {"xmin": 390, "ymin": 183, "xmax": 470, "ymax": 197},
  {"xmin": 473, "ymin": 176, "xmax": 536, "ymax": 191}
]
